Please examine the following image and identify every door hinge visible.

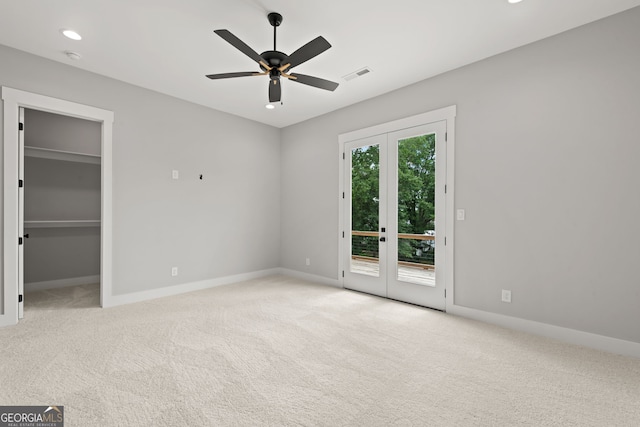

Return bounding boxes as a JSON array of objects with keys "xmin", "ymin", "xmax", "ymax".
[
  {"xmin": 342, "ymin": 152, "xmax": 345, "ymax": 160},
  {"xmin": 18, "ymin": 237, "xmax": 23, "ymax": 245},
  {"xmin": 342, "ymin": 192, "xmax": 345, "ymax": 199},
  {"xmin": 342, "ymin": 270, "xmax": 345, "ymax": 278},
  {"xmin": 444, "ymin": 236, "xmax": 447, "ymax": 246},
  {"xmin": 444, "ymin": 289, "xmax": 447, "ymax": 298},
  {"xmin": 444, "ymin": 184, "xmax": 447, "ymax": 194},
  {"xmin": 445, "ymin": 132, "xmax": 448, "ymax": 142},
  {"xmin": 342, "ymin": 231, "xmax": 345, "ymax": 238},
  {"xmin": 18, "ymin": 294, "xmax": 23, "ymax": 303},
  {"xmin": 19, "ymin": 122, "xmax": 24, "ymax": 131},
  {"xmin": 19, "ymin": 179, "xmax": 23, "ymax": 188}
]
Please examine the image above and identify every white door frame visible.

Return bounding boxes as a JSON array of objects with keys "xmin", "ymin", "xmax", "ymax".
[
  {"xmin": 338, "ymin": 106, "xmax": 456, "ymax": 310},
  {"xmin": 1, "ymin": 87, "xmax": 114, "ymax": 326}
]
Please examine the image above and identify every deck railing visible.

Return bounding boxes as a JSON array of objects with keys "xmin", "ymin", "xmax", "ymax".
[{"xmin": 351, "ymin": 230, "xmax": 435, "ymax": 270}]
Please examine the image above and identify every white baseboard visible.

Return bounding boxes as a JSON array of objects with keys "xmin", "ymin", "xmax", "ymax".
[
  {"xmin": 103, "ymin": 268, "xmax": 281, "ymax": 308},
  {"xmin": 448, "ymin": 304, "xmax": 640, "ymax": 359},
  {"xmin": 278, "ymin": 268, "xmax": 342, "ymax": 288},
  {"xmin": 25, "ymin": 275, "xmax": 100, "ymax": 292}
]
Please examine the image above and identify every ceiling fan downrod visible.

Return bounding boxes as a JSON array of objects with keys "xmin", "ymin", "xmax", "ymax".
[{"xmin": 268, "ymin": 12, "xmax": 282, "ymax": 51}]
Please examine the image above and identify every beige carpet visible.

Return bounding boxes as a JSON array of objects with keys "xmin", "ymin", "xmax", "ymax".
[{"xmin": 1, "ymin": 275, "xmax": 639, "ymax": 426}]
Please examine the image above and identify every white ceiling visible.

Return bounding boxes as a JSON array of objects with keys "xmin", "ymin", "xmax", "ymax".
[{"xmin": 1, "ymin": 0, "xmax": 639, "ymax": 128}]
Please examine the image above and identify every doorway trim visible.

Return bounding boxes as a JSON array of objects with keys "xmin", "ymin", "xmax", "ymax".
[
  {"xmin": 1, "ymin": 87, "xmax": 114, "ymax": 326},
  {"xmin": 338, "ymin": 105, "xmax": 456, "ymax": 310}
]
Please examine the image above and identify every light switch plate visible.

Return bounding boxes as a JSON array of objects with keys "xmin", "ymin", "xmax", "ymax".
[{"xmin": 456, "ymin": 209, "xmax": 465, "ymax": 221}]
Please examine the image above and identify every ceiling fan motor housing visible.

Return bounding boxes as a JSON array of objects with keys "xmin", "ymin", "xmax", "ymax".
[{"xmin": 260, "ymin": 50, "xmax": 289, "ymax": 71}]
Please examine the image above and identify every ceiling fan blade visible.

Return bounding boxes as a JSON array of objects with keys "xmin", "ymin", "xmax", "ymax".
[
  {"xmin": 289, "ymin": 73, "xmax": 339, "ymax": 91},
  {"xmin": 286, "ymin": 36, "xmax": 332, "ymax": 69},
  {"xmin": 269, "ymin": 78, "xmax": 281, "ymax": 102},
  {"xmin": 206, "ymin": 71, "xmax": 262, "ymax": 80},
  {"xmin": 214, "ymin": 29, "xmax": 267, "ymax": 67}
]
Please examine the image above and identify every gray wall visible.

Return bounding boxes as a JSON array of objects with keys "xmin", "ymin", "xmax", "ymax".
[
  {"xmin": 24, "ymin": 227, "xmax": 100, "ymax": 283},
  {"xmin": 1, "ymin": 43, "xmax": 281, "ymax": 297},
  {"xmin": 25, "ymin": 108, "xmax": 102, "ymax": 155},
  {"xmin": 24, "ymin": 157, "xmax": 101, "ymax": 222},
  {"xmin": 280, "ymin": 8, "xmax": 640, "ymax": 343}
]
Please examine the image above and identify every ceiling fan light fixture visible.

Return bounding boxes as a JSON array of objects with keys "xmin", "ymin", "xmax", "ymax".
[
  {"xmin": 61, "ymin": 29, "xmax": 82, "ymax": 40},
  {"xmin": 508, "ymin": 0, "xmax": 523, "ymax": 4}
]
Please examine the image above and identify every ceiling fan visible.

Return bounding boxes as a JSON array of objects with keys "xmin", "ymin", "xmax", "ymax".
[{"xmin": 206, "ymin": 12, "xmax": 339, "ymax": 104}]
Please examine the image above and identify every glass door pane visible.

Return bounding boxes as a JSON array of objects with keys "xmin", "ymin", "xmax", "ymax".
[
  {"xmin": 396, "ymin": 133, "xmax": 436, "ymax": 286},
  {"xmin": 350, "ymin": 143, "xmax": 380, "ymax": 277}
]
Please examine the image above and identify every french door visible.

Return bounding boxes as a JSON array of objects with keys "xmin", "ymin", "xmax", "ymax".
[{"xmin": 343, "ymin": 121, "xmax": 446, "ymax": 310}]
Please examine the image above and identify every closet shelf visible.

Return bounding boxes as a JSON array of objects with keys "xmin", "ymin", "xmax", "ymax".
[
  {"xmin": 25, "ymin": 220, "xmax": 101, "ymax": 229},
  {"xmin": 25, "ymin": 146, "xmax": 101, "ymax": 165}
]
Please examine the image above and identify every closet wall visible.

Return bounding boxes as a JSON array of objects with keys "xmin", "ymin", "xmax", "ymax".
[{"xmin": 24, "ymin": 109, "xmax": 101, "ymax": 289}]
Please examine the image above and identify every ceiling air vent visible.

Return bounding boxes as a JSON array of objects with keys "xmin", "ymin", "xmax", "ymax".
[{"xmin": 342, "ymin": 67, "xmax": 372, "ymax": 82}]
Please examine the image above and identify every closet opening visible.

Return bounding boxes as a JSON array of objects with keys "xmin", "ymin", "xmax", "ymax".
[
  {"xmin": 2, "ymin": 86, "xmax": 114, "ymax": 327},
  {"xmin": 21, "ymin": 108, "xmax": 102, "ymax": 314}
]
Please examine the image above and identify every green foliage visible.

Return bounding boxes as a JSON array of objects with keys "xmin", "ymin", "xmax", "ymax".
[
  {"xmin": 351, "ymin": 145, "xmax": 379, "ymax": 232},
  {"xmin": 351, "ymin": 145, "xmax": 380, "ymax": 259},
  {"xmin": 398, "ymin": 134, "xmax": 435, "ymax": 234},
  {"xmin": 397, "ymin": 134, "xmax": 435, "ymax": 263},
  {"xmin": 350, "ymin": 134, "xmax": 436, "ymax": 265}
]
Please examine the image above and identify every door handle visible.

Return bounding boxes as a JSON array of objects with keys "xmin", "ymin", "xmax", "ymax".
[{"xmin": 379, "ymin": 237, "xmax": 386, "ymax": 242}]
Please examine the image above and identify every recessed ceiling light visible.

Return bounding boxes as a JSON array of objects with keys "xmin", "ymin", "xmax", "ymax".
[
  {"xmin": 508, "ymin": 0, "xmax": 523, "ymax": 3},
  {"xmin": 61, "ymin": 29, "xmax": 82, "ymax": 41},
  {"xmin": 265, "ymin": 104, "xmax": 275, "ymax": 110}
]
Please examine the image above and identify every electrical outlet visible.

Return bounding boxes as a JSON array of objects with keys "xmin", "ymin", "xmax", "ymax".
[
  {"xmin": 306, "ymin": 258, "xmax": 311, "ymax": 266},
  {"xmin": 171, "ymin": 267, "xmax": 178, "ymax": 277},
  {"xmin": 501, "ymin": 289, "xmax": 512, "ymax": 303}
]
